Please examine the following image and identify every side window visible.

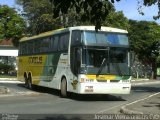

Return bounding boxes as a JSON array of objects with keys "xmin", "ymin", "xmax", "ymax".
[
  {"xmin": 34, "ymin": 39, "xmax": 41, "ymax": 54},
  {"xmin": 51, "ymin": 35, "xmax": 58, "ymax": 52},
  {"xmin": 21, "ymin": 42, "xmax": 27, "ymax": 55},
  {"xmin": 27, "ymin": 41, "xmax": 34, "ymax": 54},
  {"xmin": 71, "ymin": 30, "xmax": 81, "ymax": 46},
  {"xmin": 58, "ymin": 33, "xmax": 69, "ymax": 51},
  {"xmin": 41, "ymin": 37, "xmax": 51, "ymax": 52}
]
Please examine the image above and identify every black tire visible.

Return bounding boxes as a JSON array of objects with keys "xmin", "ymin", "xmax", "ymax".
[
  {"xmin": 61, "ymin": 77, "xmax": 67, "ymax": 97},
  {"xmin": 24, "ymin": 76, "xmax": 29, "ymax": 88},
  {"xmin": 28, "ymin": 75, "xmax": 33, "ymax": 90}
]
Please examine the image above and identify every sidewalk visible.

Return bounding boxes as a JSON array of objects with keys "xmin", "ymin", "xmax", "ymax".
[
  {"xmin": 0, "ymin": 77, "xmax": 17, "ymax": 81},
  {"xmin": 0, "ymin": 77, "xmax": 21, "ymax": 95},
  {"xmin": 121, "ymin": 79, "xmax": 160, "ymax": 115},
  {"xmin": 0, "ymin": 77, "xmax": 23, "ymax": 83},
  {"xmin": 131, "ymin": 79, "xmax": 160, "ymax": 86}
]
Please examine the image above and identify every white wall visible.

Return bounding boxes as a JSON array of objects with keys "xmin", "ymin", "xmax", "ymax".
[{"xmin": 0, "ymin": 50, "xmax": 18, "ymax": 56}]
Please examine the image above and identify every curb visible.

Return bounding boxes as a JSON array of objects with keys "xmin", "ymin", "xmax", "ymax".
[
  {"xmin": 0, "ymin": 81, "xmax": 24, "ymax": 84},
  {"xmin": 131, "ymin": 81, "xmax": 160, "ymax": 86},
  {"xmin": 120, "ymin": 92, "xmax": 160, "ymax": 114},
  {"xmin": 131, "ymin": 79, "xmax": 149, "ymax": 81},
  {"xmin": 120, "ymin": 106, "xmax": 143, "ymax": 114},
  {"xmin": 0, "ymin": 78, "xmax": 17, "ymax": 81}
]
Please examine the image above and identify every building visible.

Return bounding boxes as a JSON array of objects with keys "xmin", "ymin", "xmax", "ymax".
[{"xmin": 0, "ymin": 39, "xmax": 18, "ymax": 75}]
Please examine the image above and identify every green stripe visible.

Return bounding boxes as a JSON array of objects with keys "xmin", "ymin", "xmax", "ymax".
[{"xmin": 41, "ymin": 53, "xmax": 61, "ymax": 82}]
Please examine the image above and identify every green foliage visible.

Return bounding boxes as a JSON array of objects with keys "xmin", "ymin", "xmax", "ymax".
[
  {"xmin": 128, "ymin": 20, "xmax": 160, "ymax": 78},
  {"xmin": 0, "ymin": 5, "xmax": 26, "ymax": 47},
  {"xmin": 103, "ymin": 11, "xmax": 129, "ymax": 30},
  {"xmin": 16, "ymin": 0, "xmax": 129, "ymax": 35},
  {"xmin": 14, "ymin": 0, "xmax": 160, "ymax": 33},
  {"xmin": 16, "ymin": 0, "xmax": 61, "ymax": 35},
  {"xmin": 48, "ymin": 0, "xmax": 160, "ymax": 28},
  {"xmin": 49, "ymin": 0, "xmax": 117, "ymax": 30},
  {"xmin": 129, "ymin": 20, "xmax": 160, "ymax": 64}
]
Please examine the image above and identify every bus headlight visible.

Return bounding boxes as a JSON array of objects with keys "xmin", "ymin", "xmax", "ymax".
[
  {"xmin": 80, "ymin": 78, "xmax": 94, "ymax": 83},
  {"xmin": 122, "ymin": 80, "xmax": 130, "ymax": 83}
]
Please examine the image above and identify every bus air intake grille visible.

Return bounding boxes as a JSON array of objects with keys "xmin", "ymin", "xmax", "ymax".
[
  {"xmin": 97, "ymin": 80, "xmax": 107, "ymax": 82},
  {"xmin": 110, "ymin": 80, "xmax": 120, "ymax": 82}
]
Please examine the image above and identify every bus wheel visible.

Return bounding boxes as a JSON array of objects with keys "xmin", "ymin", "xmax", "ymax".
[
  {"xmin": 24, "ymin": 76, "xmax": 29, "ymax": 88},
  {"xmin": 61, "ymin": 77, "xmax": 67, "ymax": 97},
  {"xmin": 28, "ymin": 75, "xmax": 33, "ymax": 90}
]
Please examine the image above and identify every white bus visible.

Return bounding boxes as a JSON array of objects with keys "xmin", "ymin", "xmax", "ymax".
[{"xmin": 18, "ymin": 26, "xmax": 131, "ymax": 97}]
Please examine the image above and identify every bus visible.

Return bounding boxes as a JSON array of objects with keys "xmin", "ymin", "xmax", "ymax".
[{"xmin": 18, "ymin": 26, "xmax": 131, "ymax": 97}]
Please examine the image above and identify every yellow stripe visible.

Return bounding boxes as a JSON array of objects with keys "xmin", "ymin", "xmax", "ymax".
[
  {"xmin": 85, "ymin": 75, "xmax": 117, "ymax": 80},
  {"xmin": 18, "ymin": 55, "xmax": 48, "ymax": 85}
]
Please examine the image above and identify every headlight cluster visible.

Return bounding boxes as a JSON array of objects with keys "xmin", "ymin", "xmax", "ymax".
[
  {"xmin": 80, "ymin": 78, "xmax": 94, "ymax": 83},
  {"xmin": 122, "ymin": 80, "xmax": 130, "ymax": 83}
]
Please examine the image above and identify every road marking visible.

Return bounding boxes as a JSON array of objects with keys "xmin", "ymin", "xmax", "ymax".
[
  {"xmin": 97, "ymin": 92, "xmax": 160, "ymax": 114},
  {"xmin": 97, "ymin": 103, "xmax": 126, "ymax": 113},
  {"xmin": 124, "ymin": 92, "xmax": 160, "ymax": 106},
  {"xmin": 120, "ymin": 92, "xmax": 160, "ymax": 114}
]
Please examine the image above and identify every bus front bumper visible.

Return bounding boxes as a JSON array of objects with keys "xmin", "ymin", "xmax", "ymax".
[{"xmin": 77, "ymin": 83, "xmax": 131, "ymax": 94}]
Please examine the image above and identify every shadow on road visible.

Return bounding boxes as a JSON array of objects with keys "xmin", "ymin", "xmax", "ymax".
[
  {"xmin": 131, "ymin": 86, "xmax": 160, "ymax": 93},
  {"xmin": 17, "ymin": 84, "xmax": 126, "ymax": 101},
  {"xmin": 19, "ymin": 114, "xmax": 92, "ymax": 120},
  {"xmin": 17, "ymin": 84, "xmax": 60, "ymax": 96},
  {"xmin": 69, "ymin": 93, "xmax": 126, "ymax": 101}
]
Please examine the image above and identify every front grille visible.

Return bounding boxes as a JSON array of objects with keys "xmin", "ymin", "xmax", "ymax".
[{"xmin": 110, "ymin": 80, "xmax": 120, "ymax": 82}]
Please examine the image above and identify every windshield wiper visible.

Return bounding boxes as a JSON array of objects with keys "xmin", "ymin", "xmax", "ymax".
[{"xmin": 96, "ymin": 58, "xmax": 107, "ymax": 77}]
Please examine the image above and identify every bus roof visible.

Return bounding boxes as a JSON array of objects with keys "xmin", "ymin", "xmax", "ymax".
[{"xmin": 20, "ymin": 26, "xmax": 128, "ymax": 42}]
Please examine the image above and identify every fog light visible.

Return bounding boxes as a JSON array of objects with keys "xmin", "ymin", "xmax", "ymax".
[{"xmin": 122, "ymin": 80, "xmax": 130, "ymax": 83}]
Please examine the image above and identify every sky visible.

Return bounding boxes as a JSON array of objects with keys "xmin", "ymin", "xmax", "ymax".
[
  {"xmin": 114, "ymin": 0, "xmax": 160, "ymax": 23},
  {"xmin": 0, "ymin": 0, "xmax": 160, "ymax": 23}
]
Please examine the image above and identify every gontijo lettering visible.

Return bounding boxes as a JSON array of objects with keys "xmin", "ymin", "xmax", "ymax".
[{"xmin": 28, "ymin": 56, "xmax": 42, "ymax": 64}]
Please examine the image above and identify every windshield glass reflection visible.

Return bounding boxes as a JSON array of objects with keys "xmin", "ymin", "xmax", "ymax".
[
  {"xmin": 81, "ymin": 47, "xmax": 130, "ymax": 75},
  {"xmin": 83, "ymin": 31, "xmax": 129, "ymax": 46}
]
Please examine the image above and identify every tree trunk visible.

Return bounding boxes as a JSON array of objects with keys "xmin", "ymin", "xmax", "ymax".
[{"xmin": 151, "ymin": 61, "xmax": 157, "ymax": 79}]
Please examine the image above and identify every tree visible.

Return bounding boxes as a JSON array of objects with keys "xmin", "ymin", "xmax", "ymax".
[
  {"xmin": 49, "ymin": 0, "xmax": 117, "ymax": 30},
  {"xmin": 16, "ymin": 0, "xmax": 129, "ymax": 35},
  {"xmin": 48, "ymin": 0, "xmax": 160, "ymax": 30},
  {"xmin": 103, "ymin": 11, "xmax": 129, "ymax": 30},
  {"xmin": 0, "ymin": 5, "xmax": 26, "ymax": 47},
  {"xmin": 128, "ymin": 20, "xmax": 160, "ymax": 78},
  {"xmin": 16, "ymin": 0, "xmax": 61, "ymax": 35}
]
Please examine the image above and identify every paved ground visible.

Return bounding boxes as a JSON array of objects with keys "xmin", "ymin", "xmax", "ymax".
[
  {"xmin": 121, "ymin": 92, "xmax": 160, "ymax": 114},
  {"xmin": 120, "ymin": 79, "xmax": 160, "ymax": 117},
  {"xmin": 0, "ymin": 78, "xmax": 160, "ymax": 117},
  {"xmin": 0, "ymin": 79, "xmax": 40, "ymax": 97}
]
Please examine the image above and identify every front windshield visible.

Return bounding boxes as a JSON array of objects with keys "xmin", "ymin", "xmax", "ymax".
[
  {"xmin": 83, "ymin": 31, "xmax": 129, "ymax": 46},
  {"xmin": 81, "ymin": 47, "xmax": 130, "ymax": 75}
]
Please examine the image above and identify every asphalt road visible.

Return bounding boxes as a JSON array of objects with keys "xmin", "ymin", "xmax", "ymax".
[{"xmin": 0, "ymin": 82, "xmax": 160, "ymax": 120}]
